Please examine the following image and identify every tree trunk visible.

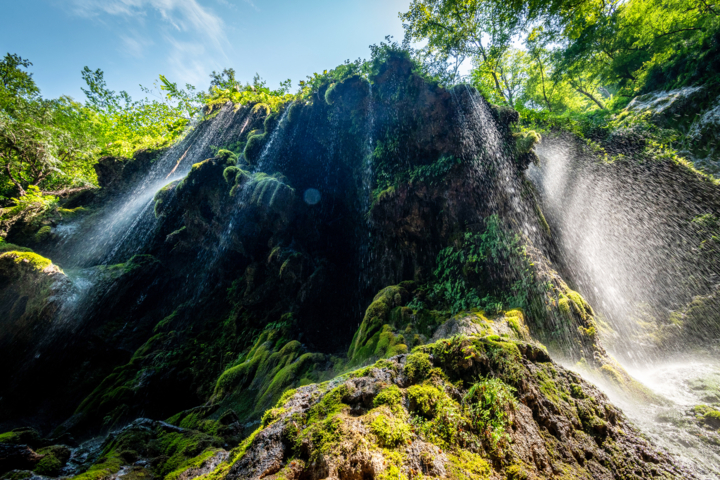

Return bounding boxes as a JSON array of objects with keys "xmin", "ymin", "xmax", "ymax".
[
  {"xmin": 575, "ymin": 86, "xmax": 607, "ymax": 110},
  {"xmin": 4, "ymin": 163, "xmax": 26, "ymax": 196}
]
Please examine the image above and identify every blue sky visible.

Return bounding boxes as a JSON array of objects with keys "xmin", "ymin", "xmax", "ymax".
[{"xmin": 1, "ymin": 0, "xmax": 411, "ymax": 102}]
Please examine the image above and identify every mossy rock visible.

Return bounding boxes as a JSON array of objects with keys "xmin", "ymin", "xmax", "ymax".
[
  {"xmin": 57, "ymin": 206, "xmax": 87, "ymax": 219},
  {"xmin": 346, "ymin": 285, "xmax": 411, "ymax": 365},
  {"xmin": 215, "ymin": 149, "xmax": 238, "ymax": 166},
  {"xmin": 33, "ymin": 225, "xmax": 52, "ymax": 243},
  {"xmin": 153, "ymin": 180, "xmax": 180, "ymax": 218},
  {"xmin": 514, "ymin": 130, "xmax": 541, "ymax": 155},
  {"xmin": 34, "ymin": 445, "xmax": 71, "ymax": 476},
  {"xmin": 209, "ymin": 334, "xmax": 682, "ymax": 480},
  {"xmin": 694, "ymin": 405, "xmax": 720, "ymax": 429},
  {"xmin": 66, "ymin": 419, "xmax": 222, "ymax": 480},
  {"xmin": 0, "ymin": 251, "xmax": 53, "ymax": 274},
  {"xmin": 223, "ymin": 166, "xmax": 241, "ymax": 185},
  {"xmin": 0, "ymin": 428, "xmax": 41, "ymax": 446},
  {"xmin": 286, "ymin": 102, "xmax": 304, "ymax": 123},
  {"xmin": 243, "ymin": 133, "xmax": 268, "ymax": 165},
  {"xmin": 263, "ymin": 111, "xmax": 281, "ymax": 132},
  {"xmin": 212, "ymin": 329, "xmax": 327, "ymax": 421}
]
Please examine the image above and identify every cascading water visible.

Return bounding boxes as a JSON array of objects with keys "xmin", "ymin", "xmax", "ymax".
[
  {"xmin": 529, "ymin": 135, "xmax": 720, "ymax": 477},
  {"xmin": 4, "ymin": 54, "xmax": 716, "ymax": 480},
  {"xmin": 55, "ymin": 103, "xmax": 252, "ymax": 269}
]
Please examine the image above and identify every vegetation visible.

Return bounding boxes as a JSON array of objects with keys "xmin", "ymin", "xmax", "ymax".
[
  {"xmin": 402, "ymin": 0, "xmax": 719, "ymax": 110},
  {"xmin": 411, "ymin": 215, "xmax": 535, "ymax": 314},
  {"xmin": 400, "ymin": 0, "xmax": 720, "ymax": 176}
]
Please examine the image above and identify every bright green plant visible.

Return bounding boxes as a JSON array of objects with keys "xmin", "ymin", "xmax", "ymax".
[
  {"xmin": 463, "ymin": 378, "xmax": 516, "ymax": 451},
  {"xmin": 429, "ymin": 215, "xmax": 534, "ymax": 314}
]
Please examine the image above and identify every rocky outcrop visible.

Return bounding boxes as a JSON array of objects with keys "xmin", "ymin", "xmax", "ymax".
[{"xmin": 205, "ymin": 334, "xmax": 685, "ymax": 480}]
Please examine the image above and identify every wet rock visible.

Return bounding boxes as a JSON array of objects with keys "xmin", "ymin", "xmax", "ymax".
[{"xmin": 0, "ymin": 445, "xmax": 42, "ymax": 474}]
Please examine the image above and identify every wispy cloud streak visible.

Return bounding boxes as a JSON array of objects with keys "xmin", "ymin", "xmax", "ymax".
[{"xmin": 66, "ymin": 0, "xmax": 230, "ymax": 86}]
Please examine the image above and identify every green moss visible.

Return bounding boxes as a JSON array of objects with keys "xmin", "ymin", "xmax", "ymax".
[
  {"xmin": 164, "ymin": 449, "xmax": 219, "ymax": 480},
  {"xmin": 34, "ymin": 225, "xmax": 52, "ymax": 243},
  {"xmin": 536, "ymin": 366, "xmax": 563, "ymax": 405},
  {"xmin": 286, "ymin": 102, "xmax": 303, "ymax": 123},
  {"xmin": 370, "ymin": 412, "xmax": 411, "ymax": 448},
  {"xmin": 694, "ymin": 405, "xmax": 720, "ymax": 428},
  {"xmin": 153, "ymin": 181, "xmax": 179, "ymax": 218},
  {"xmin": 506, "ymin": 464, "xmax": 530, "ymax": 480},
  {"xmin": 290, "ymin": 385, "xmax": 352, "ymax": 461},
  {"xmin": 407, "ymin": 384, "xmax": 441, "ymax": 417},
  {"xmin": 325, "ymin": 83, "xmax": 339, "ymax": 105},
  {"xmin": 0, "ymin": 428, "xmax": 40, "ymax": 445},
  {"xmin": 243, "ymin": 133, "xmax": 268, "ymax": 165},
  {"xmin": 223, "ymin": 166, "xmax": 240, "ymax": 184},
  {"xmin": 151, "ymin": 429, "xmax": 221, "ymax": 480},
  {"xmin": 72, "ymin": 456, "xmax": 124, "ymax": 480},
  {"xmin": 0, "ymin": 251, "xmax": 53, "ymax": 272},
  {"xmin": 504, "ymin": 309, "xmax": 530, "ymax": 340},
  {"xmin": 261, "ymin": 407, "xmax": 286, "ymax": 427},
  {"xmin": 373, "ymin": 385, "xmax": 403, "ymax": 409},
  {"xmin": 34, "ymin": 445, "xmax": 72, "ymax": 477},
  {"xmin": 413, "ymin": 389, "xmax": 468, "ymax": 448},
  {"xmin": 305, "ymin": 384, "xmax": 350, "ymax": 425},
  {"xmin": 347, "ymin": 285, "xmax": 411, "ymax": 365},
  {"xmin": 215, "ymin": 149, "xmax": 238, "ymax": 165},
  {"xmin": 0, "ymin": 243, "xmax": 33, "ymax": 254},
  {"xmin": 446, "ymin": 450, "xmax": 491, "ymax": 479},
  {"xmin": 404, "ymin": 352, "xmax": 432, "ymax": 383},
  {"xmin": 58, "ymin": 206, "xmax": 87, "ymax": 218},
  {"xmin": 275, "ymin": 388, "xmax": 298, "ymax": 408},
  {"xmin": 263, "ymin": 111, "xmax": 281, "ymax": 132},
  {"xmin": 514, "ymin": 130, "xmax": 541, "ymax": 154}
]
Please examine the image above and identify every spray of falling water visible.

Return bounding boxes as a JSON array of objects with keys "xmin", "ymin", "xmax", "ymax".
[{"xmin": 530, "ymin": 135, "xmax": 720, "ymax": 477}]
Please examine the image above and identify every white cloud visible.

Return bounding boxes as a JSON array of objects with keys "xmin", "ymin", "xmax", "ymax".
[
  {"xmin": 65, "ymin": 0, "xmax": 231, "ymax": 87},
  {"xmin": 70, "ymin": 0, "xmax": 226, "ymax": 47}
]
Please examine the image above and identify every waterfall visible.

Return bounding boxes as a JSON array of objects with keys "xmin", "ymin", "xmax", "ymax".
[
  {"xmin": 54, "ymin": 103, "xmax": 251, "ymax": 268},
  {"xmin": 529, "ymin": 135, "xmax": 720, "ymax": 477}
]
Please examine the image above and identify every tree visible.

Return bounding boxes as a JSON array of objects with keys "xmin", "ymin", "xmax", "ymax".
[
  {"xmin": 82, "ymin": 67, "xmax": 202, "ymax": 157},
  {"xmin": 401, "ymin": 0, "xmax": 524, "ymax": 99},
  {"xmin": 209, "ymin": 68, "xmax": 238, "ymax": 92},
  {"xmin": 0, "ymin": 54, "xmax": 97, "ymax": 197}
]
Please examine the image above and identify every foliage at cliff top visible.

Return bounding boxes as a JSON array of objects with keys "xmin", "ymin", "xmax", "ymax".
[
  {"xmin": 402, "ymin": 0, "xmax": 719, "ymax": 114},
  {"xmin": 204, "ymin": 71, "xmax": 294, "ymax": 113},
  {"xmin": 0, "ymin": 53, "xmax": 203, "ymax": 204},
  {"xmin": 0, "ymin": 54, "xmax": 99, "ymax": 200}
]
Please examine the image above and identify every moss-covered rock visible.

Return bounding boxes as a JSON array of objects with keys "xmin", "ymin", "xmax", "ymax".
[
  {"xmin": 153, "ymin": 180, "xmax": 181, "ymax": 218},
  {"xmin": 192, "ymin": 334, "xmax": 682, "ymax": 480},
  {"xmin": 66, "ymin": 418, "xmax": 223, "ymax": 480},
  {"xmin": 33, "ymin": 445, "xmax": 71, "ymax": 476},
  {"xmin": 0, "ymin": 251, "xmax": 66, "ymax": 355},
  {"xmin": 243, "ymin": 133, "xmax": 268, "ymax": 165},
  {"xmin": 212, "ymin": 329, "xmax": 328, "ymax": 421}
]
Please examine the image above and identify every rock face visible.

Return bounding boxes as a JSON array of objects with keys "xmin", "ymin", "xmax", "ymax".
[
  {"xmin": 1, "ymin": 50, "xmax": 717, "ymax": 479},
  {"xmin": 206, "ymin": 334, "xmax": 686, "ymax": 480}
]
